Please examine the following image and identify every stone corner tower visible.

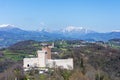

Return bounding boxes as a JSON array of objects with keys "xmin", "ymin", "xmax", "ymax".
[{"xmin": 42, "ymin": 46, "xmax": 51, "ymax": 59}]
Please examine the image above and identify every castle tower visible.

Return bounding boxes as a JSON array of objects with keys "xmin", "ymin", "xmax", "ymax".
[
  {"xmin": 37, "ymin": 50, "xmax": 46, "ymax": 67},
  {"xmin": 42, "ymin": 46, "xmax": 51, "ymax": 59}
]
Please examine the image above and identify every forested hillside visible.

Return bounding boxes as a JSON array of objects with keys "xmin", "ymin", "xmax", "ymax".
[{"xmin": 0, "ymin": 39, "xmax": 120, "ymax": 80}]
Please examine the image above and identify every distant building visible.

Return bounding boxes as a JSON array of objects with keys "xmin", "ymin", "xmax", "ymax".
[{"xmin": 23, "ymin": 44, "xmax": 73, "ymax": 71}]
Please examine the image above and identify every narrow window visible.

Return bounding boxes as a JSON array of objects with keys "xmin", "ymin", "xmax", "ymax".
[{"xmin": 27, "ymin": 64, "xmax": 29, "ymax": 67}]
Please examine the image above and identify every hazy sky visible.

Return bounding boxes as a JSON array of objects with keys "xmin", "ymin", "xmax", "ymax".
[{"xmin": 0, "ymin": 0, "xmax": 120, "ymax": 32}]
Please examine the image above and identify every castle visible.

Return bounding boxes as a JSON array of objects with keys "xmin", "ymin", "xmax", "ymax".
[{"xmin": 23, "ymin": 43, "xmax": 73, "ymax": 71}]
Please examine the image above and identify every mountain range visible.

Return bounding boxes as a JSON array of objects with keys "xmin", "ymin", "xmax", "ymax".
[{"xmin": 0, "ymin": 24, "xmax": 120, "ymax": 48}]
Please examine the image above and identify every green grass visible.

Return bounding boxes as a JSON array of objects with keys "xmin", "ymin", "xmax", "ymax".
[{"xmin": 3, "ymin": 49, "xmax": 31, "ymax": 61}]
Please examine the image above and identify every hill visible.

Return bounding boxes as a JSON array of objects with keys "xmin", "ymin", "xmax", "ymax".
[{"xmin": 0, "ymin": 40, "xmax": 120, "ymax": 80}]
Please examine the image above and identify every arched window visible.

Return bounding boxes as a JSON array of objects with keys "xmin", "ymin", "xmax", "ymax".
[
  {"xmin": 27, "ymin": 64, "xmax": 29, "ymax": 67},
  {"xmin": 45, "ymin": 52, "xmax": 47, "ymax": 54}
]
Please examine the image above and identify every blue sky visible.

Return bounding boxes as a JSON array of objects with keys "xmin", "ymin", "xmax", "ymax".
[{"xmin": 0, "ymin": 0, "xmax": 120, "ymax": 32}]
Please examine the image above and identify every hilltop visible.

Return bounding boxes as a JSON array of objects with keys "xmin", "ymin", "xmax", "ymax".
[{"xmin": 0, "ymin": 39, "xmax": 120, "ymax": 80}]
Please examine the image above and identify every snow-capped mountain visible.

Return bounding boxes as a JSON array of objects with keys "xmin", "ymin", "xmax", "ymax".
[
  {"xmin": 0, "ymin": 24, "xmax": 24, "ymax": 32},
  {"xmin": 0, "ymin": 24, "xmax": 120, "ymax": 48},
  {"xmin": 0, "ymin": 24, "xmax": 15, "ymax": 29},
  {"xmin": 0, "ymin": 24, "xmax": 14, "ymax": 28},
  {"xmin": 61, "ymin": 26, "xmax": 95, "ymax": 34},
  {"xmin": 0, "ymin": 24, "xmax": 65, "ymax": 48},
  {"xmin": 112, "ymin": 30, "xmax": 120, "ymax": 32},
  {"xmin": 58, "ymin": 26, "xmax": 96, "ymax": 39}
]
